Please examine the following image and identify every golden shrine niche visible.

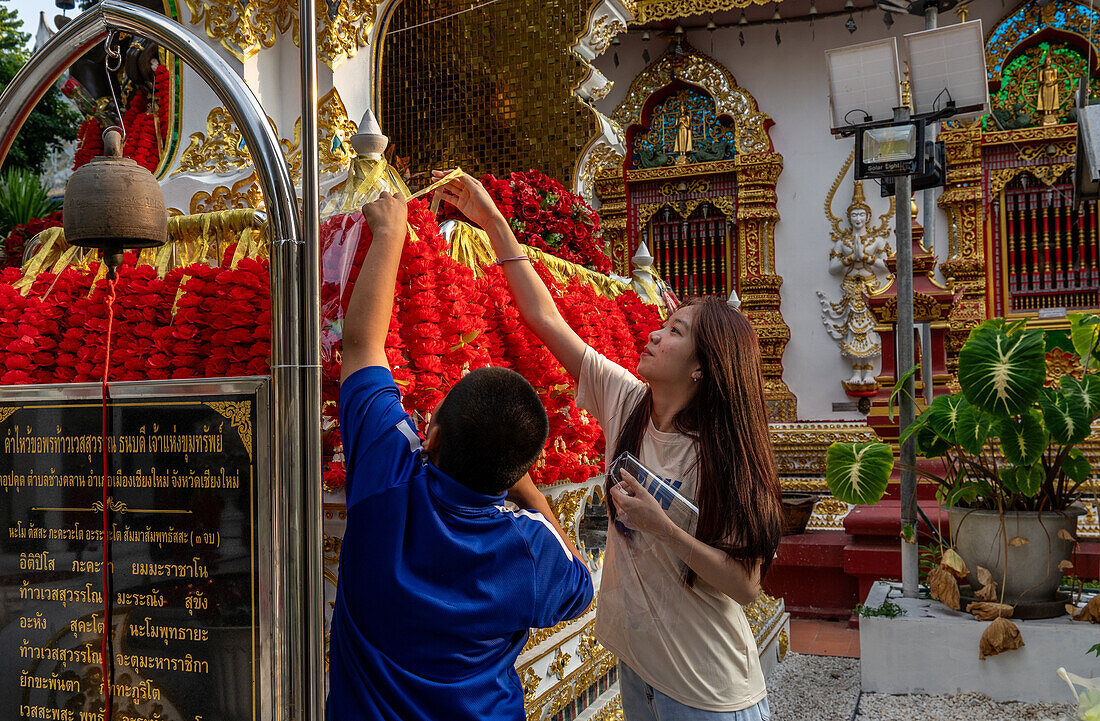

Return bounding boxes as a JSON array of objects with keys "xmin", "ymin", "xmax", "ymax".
[
  {"xmin": 374, "ymin": 0, "xmax": 600, "ymax": 185},
  {"xmin": 595, "ymin": 40, "xmax": 794, "ymax": 420},
  {"xmin": 939, "ymin": 0, "xmax": 1100, "ymax": 381}
]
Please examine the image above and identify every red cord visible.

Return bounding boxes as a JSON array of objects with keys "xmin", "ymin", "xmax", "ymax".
[{"xmin": 101, "ymin": 277, "xmax": 117, "ymax": 721}]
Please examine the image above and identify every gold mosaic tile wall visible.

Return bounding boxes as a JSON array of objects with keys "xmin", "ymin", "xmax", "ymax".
[{"xmin": 378, "ymin": 0, "xmax": 600, "ymax": 184}]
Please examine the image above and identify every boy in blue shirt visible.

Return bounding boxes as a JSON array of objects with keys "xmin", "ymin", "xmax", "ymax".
[{"xmin": 327, "ymin": 193, "xmax": 594, "ymax": 721}]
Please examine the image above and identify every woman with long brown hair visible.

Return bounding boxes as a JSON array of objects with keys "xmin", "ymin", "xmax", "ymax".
[{"xmin": 437, "ymin": 171, "xmax": 782, "ymax": 721}]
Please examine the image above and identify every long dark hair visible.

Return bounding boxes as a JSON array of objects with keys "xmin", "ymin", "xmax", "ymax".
[{"xmin": 609, "ymin": 297, "xmax": 782, "ymax": 586}]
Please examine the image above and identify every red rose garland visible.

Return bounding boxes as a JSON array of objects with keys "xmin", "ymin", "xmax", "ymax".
[
  {"xmin": 2, "ymin": 211, "xmax": 63, "ymax": 269},
  {"xmin": 437, "ymin": 170, "xmax": 611, "ymax": 273}
]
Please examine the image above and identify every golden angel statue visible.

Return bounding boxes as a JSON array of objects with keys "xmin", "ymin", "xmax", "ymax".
[{"xmin": 818, "ymin": 167, "xmax": 894, "ymax": 389}]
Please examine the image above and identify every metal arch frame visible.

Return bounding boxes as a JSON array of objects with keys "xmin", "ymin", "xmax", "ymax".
[{"xmin": 0, "ymin": 2, "xmax": 323, "ymax": 719}]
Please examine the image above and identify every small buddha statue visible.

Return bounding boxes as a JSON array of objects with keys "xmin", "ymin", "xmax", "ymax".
[{"xmin": 1036, "ymin": 54, "xmax": 1061, "ymax": 126}]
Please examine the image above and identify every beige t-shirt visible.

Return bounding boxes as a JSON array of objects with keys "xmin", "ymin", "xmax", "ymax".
[{"xmin": 577, "ymin": 347, "xmax": 766, "ymax": 712}]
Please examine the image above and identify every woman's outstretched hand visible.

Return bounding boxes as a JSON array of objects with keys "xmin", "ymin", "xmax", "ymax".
[
  {"xmin": 613, "ymin": 470, "xmax": 675, "ymax": 540},
  {"xmin": 432, "ymin": 170, "xmax": 501, "ymax": 228},
  {"xmin": 360, "ymin": 191, "xmax": 408, "ymax": 241}
]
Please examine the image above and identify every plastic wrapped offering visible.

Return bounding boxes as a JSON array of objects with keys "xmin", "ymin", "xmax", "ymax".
[{"xmin": 608, "ymin": 451, "xmax": 698, "ymax": 537}]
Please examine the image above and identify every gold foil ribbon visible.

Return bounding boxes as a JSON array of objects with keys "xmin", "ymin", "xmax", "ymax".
[{"xmin": 445, "ymin": 220, "xmax": 629, "ymax": 300}]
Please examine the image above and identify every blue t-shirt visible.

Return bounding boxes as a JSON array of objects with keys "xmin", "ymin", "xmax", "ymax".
[{"xmin": 327, "ymin": 366, "xmax": 593, "ymax": 721}]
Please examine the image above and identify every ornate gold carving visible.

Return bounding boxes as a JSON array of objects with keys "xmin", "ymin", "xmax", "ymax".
[
  {"xmin": 591, "ymin": 696, "xmax": 624, "ymax": 721},
  {"xmin": 520, "ymin": 666, "xmax": 541, "ymax": 706},
  {"xmin": 185, "ymin": 0, "xmax": 294, "ymax": 63},
  {"xmin": 1017, "ymin": 141, "xmax": 1075, "ymax": 161},
  {"xmin": 177, "ymin": 90, "xmax": 357, "ymax": 180},
  {"xmin": 625, "ymin": 158, "xmax": 737, "ymax": 182},
  {"xmin": 0, "ymin": 406, "xmax": 19, "ymax": 424},
  {"xmin": 769, "ymin": 422, "xmax": 879, "ymax": 475},
  {"xmin": 579, "ymin": 143, "xmax": 624, "ymax": 201},
  {"xmin": 546, "ymin": 648, "xmax": 572, "ymax": 680},
  {"xmin": 189, "ymin": 173, "xmax": 265, "ymax": 214},
  {"xmin": 634, "ymin": 0, "xmax": 775, "ymax": 24},
  {"xmin": 576, "ymin": 625, "xmax": 602, "ymax": 662},
  {"xmin": 204, "ymin": 400, "xmax": 254, "ymax": 460},
  {"xmin": 613, "ymin": 46, "xmax": 771, "ymax": 155},
  {"xmin": 176, "ymin": 107, "xmax": 255, "ymax": 176},
  {"xmin": 547, "ymin": 488, "xmax": 589, "ymax": 549},
  {"xmin": 317, "ymin": 88, "xmax": 361, "ymax": 175},
  {"xmin": 981, "ymin": 124, "xmax": 1076, "ymax": 146},
  {"xmin": 1046, "ymin": 347, "xmax": 1084, "ymax": 386},
  {"xmin": 524, "ymin": 642, "xmax": 617, "ymax": 720},
  {"xmin": 807, "ymin": 496, "xmax": 854, "ymax": 531},
  {"xmin": 778, "ymin": 628, "xmax": 789, "ymax": 660},
  {"xmin": 313, "ymin": 0, "xmax": 376, "ymax": 71},
  {"xmin": 659, "ymin": 180, "xmax": 708, "ymax": 195},
  {"xmin": 989, "ymin": 163, "xmax": 1073, "ymax": 195},
  {"xmin": 588, "ymin": 15, "xmax": 626, "ymax": 55}
]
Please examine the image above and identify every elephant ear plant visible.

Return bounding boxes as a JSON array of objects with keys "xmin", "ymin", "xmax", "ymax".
[
  {"xmin": 826, "ymin": 316, "xmax": 1097, "ymax": 514},
  {"xmin": 825, "ymin": 315, "xmax": 1099, "ymax": 652}
]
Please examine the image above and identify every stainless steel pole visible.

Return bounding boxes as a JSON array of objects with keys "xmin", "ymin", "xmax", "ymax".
[
  {"xmin": 923, "ymin": 5, "xmax": 938, "ymax": 274},
  {"xmin": 895, "ymin": 103, "xmax": 918, "ymax": 598},
  {"xmin": 297, "ymin": 0, "xmax": 324, "ymax": 717}
]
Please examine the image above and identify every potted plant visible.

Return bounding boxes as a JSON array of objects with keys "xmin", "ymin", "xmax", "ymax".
[{"xmin": 825, "ymin": 316, "xmax": 1095, "ymax": 615}]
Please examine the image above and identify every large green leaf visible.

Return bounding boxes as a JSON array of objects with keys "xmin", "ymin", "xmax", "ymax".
[
  {"xmin": 926, "ymin": 394, "xmax": 967, "ymax": 446},
  {"xmin": 916, "ymin": 423, "xmax": 950, "ymax": 457},
  {"xmin": 997, "ymin": 409, "xmax": 1048, "ymax": 467},
  {"xmin": 958, "ymin": 321, "xmax": 1046, "ymax": 417},
  {"xmin": 1068, "ymin": 313, "xmax": 1100, "ymax": 369},
  {"xmin": 1062, "ymin": 375, "xmax": 1100, "ymax": 422},
  {"xmin": 1062, "ymin": 448, "xmax": 1093, "ymax": 484},
  {"xmin": 1040, "ymin": 387, "xmax": 1090, "ymax": 445},
  {"xmin": 825, "ymin": 442, "xmax": 895, "ymax": 506},
  {"xmin": 956, "ymin": 402, "xmax": 997, "ymax": 456},
  {"xmin": 1015, "ymin": 463, "xmax": 1045, "ymax": 496}
]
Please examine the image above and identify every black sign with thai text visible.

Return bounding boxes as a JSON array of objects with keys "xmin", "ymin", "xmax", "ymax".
[{"xmin": 0, "ymin": 381, "xmax": 268, "ymax": 721}]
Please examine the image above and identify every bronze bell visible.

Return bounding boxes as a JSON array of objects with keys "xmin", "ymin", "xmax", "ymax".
[{"xmin": 63, "ymin": 126, "xmax": 167, "ymax": 279}]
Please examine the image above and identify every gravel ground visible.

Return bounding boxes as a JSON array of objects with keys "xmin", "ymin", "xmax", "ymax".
[{"xmin": 766, "ymin": 653, "xmax": 1077, "ymax": 721}]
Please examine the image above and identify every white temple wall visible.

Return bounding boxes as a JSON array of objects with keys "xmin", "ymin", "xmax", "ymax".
[{"xmin": 593, "ymin": 4, "xmax": 1011, "ymax": 421}]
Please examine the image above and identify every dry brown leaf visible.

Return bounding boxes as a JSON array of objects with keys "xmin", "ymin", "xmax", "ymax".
[
  {"xmin": 1008, "ymin": 537, "xmax": 1029, "ymax": 547},
  {"xmin": 967, "ymin": 602, "xmax": 1014, "ymax": 621},
  {"xmin": 941, "ymin": 549, "xmax": 969, "ymax": 578},
  {"xmin": 974, "ymin": 566, "xmax": 998, "ymax": 602},
  {"xmin": 979, "ymin": 617, "xmax": 1024, "ymax": 659},
  {"xmin": 1074, "ymin": 596, "xmax": 1100, "ymax": 623},
  {"xmin": 1058, "ymin": 560, "xmax": 1074, "ymax": 572},
  {"xmin": 1067, "ymin": 604, "xmax": 1081, "ymax": 616},
  {"xmin": 1058, "ymin": 529, "xmax": 1077, "ymax": 543},
  {"xmin": 929, "ymin": 566, "xmax": 961, "ymax": 610}
]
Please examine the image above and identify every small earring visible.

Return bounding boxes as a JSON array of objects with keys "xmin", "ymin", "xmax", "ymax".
[{"xmin": 692, "ymin": 375, "xmax": 701, "ymax": 382}]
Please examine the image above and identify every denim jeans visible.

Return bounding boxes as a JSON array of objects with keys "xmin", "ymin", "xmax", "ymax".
[{"xmin": 618, "ymin": 662, "xmax": 771, "ymax": 721}]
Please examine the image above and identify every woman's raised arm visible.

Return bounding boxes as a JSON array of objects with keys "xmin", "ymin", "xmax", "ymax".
[{"xmin": 435, "ymin": 171, "xmax": 587, "ymax": 380}]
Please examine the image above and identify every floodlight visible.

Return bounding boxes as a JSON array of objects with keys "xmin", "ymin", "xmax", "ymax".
[
  {"xmin": 904, "ymin": 20, "xmax": 989, "ymax": 120},
  {"xmin": 855, "ymin": 121, "xmax": 925, "ymax": 179},
  {"xmin": 825, "ymin": 38, "xmax": 902, "ymax": 133},
  {"xmin": 864, "ymin": 125, "xmax": 917, "ymax": 163}
]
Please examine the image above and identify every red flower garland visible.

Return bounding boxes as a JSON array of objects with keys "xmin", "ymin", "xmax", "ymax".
[
  {"xmin": 1, "ymin": 195, "xmax": 660, "ymax": 490},
  {"xmin": 72, "ymin": 64, "xmax": 171, "ymax": 173}
]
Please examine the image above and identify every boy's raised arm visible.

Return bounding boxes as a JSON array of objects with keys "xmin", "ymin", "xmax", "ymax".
[{"xmin": 340, "ymin": 192, "xmax": 409, "ymax": 384}]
